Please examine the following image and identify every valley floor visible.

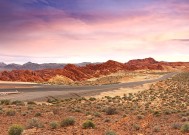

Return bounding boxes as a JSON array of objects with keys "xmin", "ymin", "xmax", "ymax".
[{"xmin": 0, "ymin": 72, "xmax": 189, "ymax": 134}]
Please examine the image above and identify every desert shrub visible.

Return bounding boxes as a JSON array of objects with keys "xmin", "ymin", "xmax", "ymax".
[
  {"xmin": 47, "ymin": 97, "xmax": 59, "ymax": 104},
  {"xmin": 181, "ymin": 123, "xmax": 189, "ymax": 133},
  {"xmin": 163, "ymin": 109, "xmax": 172, "ymax": 115},
  {"xmin": 89, "ymin": 97, "xmax": 96, "ymax": 101},
  {"xmin": 171, "ymin": 123, "xmax": 182, "ymax": 129},
  {"xmin": 60, "ymin": 117, "xmax": 75, "ymax": 127},
  {"xmin": 35, "ymin": 112, "xmax": 42, "ymax": 117},
  {"xmin": 27, "ymin": 101, "xmax": 36, "ymax": 105},
  {"xmin": 11, "ymin": 100, "xmax": 24, "ymax": 106},
  {"xmin": 104, "ymin": 119, "xmax": 111, "ymax": 123},
  {"xmin": 137, "ymin": 115, "xmax": 144, "ymax": 120},
  {"xmin": 0, "ymin": 110, "xmax": 3, "ymax": 114},
  {"xmin": 6, "ymin": 110, "xmax": 16, "ymax": 116},
  {"xmin": 181, "ymin": 117, "xmax": 188, "ymax": 122},
  {"xmin": 8, "ymin": 124, "xmax": 24, "ymax": 135},
  {"xmin": 85, "ymin": 111, "xmax": 91, "ymax": 116},
  {"xmin": 0, "ymin": 107, "xmax": 3, "ymax": 114},
  {"xmin": 153, "ymin": 110, "xmax": 161, "ymax": 117},
  {"xmin": 74, "ymin": 108, "xmax": 82, "ymax": 113},
  {"xmin": 94, "ymin": 112, "xmax": 101, "ymax": 117},
  {"xmin": 153, "ymin": 126, "xmax": 160, "ymax": 132},
  {"xmin": 26, "ymin": 118, "xmax": 44, "ymax": 129},
  {"xmin": 133, "ymin": 124, "xmax": 140, "ymax": 131},
  {"xmin": 0, "ymin": 99, "xmax": 11, "ymax": 105},
  {"xmin": 21, "ymin": 112, "xmax": 28, "ymax": 116},
  {"xmin": 82, "ymin": 120, "xmax": 95, "ymax": 129},
  {"xmin": 27, "ymin": 105, "xmax": 34, "ymax": 110},
  {"xmin": 105, "ymin": 130, "xmax": 117, "ymax": 135},
  {"xmin": 50, "ymin": 121, "xmax": 58, "ymax": 129},
  {"xmin": 105, "ymin": 107, "xmax": 117, "ymax": 115}
]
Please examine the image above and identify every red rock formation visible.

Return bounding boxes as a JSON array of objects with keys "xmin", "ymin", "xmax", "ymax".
[
  {"xmin": 125, "ymin": 58, "xmax": 163, "ymax": 70},
  {"xmin": 0, "ymin": 58, "xmax": 188, "ymax": 82},
  {"xmin": 127, "ymin": 57, "xmax": 157, "ymax": 65}
]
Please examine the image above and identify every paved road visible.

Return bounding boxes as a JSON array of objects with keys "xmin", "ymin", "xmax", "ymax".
[{"xmin": 0, "ymin": 72, "xmax": 177, "ymax": 101}]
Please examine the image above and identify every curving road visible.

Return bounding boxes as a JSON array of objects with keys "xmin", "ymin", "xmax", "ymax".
[{"xmin": 0, "ymin": 72, "xmax": 177, "ymax": 101}]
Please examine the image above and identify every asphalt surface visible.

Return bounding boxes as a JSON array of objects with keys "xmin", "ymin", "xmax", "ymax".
[{"xmin": 0, "ymin": 72, "xmax": 177, "ymax": 101}]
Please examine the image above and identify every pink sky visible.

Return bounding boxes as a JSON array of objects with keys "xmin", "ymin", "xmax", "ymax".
[{"xmin": 0, "ymin": 0, "xmax": 189, "ymax": 64}]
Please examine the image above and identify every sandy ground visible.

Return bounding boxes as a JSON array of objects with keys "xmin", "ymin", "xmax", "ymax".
[
  {"xmin": 0, "ymin": 85, "xmax": 35, "ymax": 89},
  {"xmin": 0, "ymin": 81, "xmax": 37, "ymax": 84},
  {"xmin": 0, "ymin": 81, "xmax": 39, "ymax": 89},
  {"xmin": 91, "ymin": 83, "xmax": 152, "ymax": 99},
  {"xmin": 0, "ymin": 91, "xmax": 75, "ymax": 101},
  {"xmin": 0, "ymin": 72, "xmax": 173, "ymax": 101},
  {"xmin": 119, "ymin": 74, "xmax": 162, "ymax": 83},
  {"xmin": 86, "ymin": 70, "xmax": 164, "ymax": 85}
]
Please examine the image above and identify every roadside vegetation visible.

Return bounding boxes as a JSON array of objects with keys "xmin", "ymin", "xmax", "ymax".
[{"xmin": 0, "ymin": 72, "xmax": 189, "ymax": 134}]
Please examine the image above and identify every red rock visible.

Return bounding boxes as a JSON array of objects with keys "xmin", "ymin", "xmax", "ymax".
[
  {"xmin": 0, "ymin": 58, "xmax": 188, "ymax": 82},
  {"xmin": 127, "ymin": 57, "xmax": 157, "ymax": 65}
]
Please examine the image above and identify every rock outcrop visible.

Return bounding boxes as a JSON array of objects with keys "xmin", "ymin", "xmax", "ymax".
[{"xmin": 0, "ymin": 57, "xmax": 188, "ymax": 82}]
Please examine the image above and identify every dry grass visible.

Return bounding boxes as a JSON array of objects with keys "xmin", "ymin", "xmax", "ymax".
[
  {"xmin": 0, "ymin": 72, "xmax": 189, "ymax": 135},
  {"xmin": 48, "ymin": 75, "xmax": 73, "ymax": 85}
]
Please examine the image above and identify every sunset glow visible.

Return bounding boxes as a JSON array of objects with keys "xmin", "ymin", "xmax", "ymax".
[{"xmin": 0, "ymin": 0, "xmax": 189, "ymax": 63}]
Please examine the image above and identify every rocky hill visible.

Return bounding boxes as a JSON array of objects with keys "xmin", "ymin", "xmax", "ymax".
[{"xmin": 0, "ymin": 58, "xmax": 188, "ymax": 82}]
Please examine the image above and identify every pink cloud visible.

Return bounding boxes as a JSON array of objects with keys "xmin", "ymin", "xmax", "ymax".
[{"xmin": 0, "ymin": 1, "xmax": 189, "ymax": 63}]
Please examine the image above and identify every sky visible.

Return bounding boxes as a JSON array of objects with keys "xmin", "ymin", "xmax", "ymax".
[{"xmin": 0, "ymin": 0, "xmax": 189, "ymax": 64}]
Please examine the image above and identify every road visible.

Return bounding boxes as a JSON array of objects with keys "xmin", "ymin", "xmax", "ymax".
[{"xmin": 0, "ymin": 72, "xmax": 177, "ymax": 101}]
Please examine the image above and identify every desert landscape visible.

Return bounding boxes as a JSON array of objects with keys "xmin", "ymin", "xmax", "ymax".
[
  {"xmin": 1, "ymin": 0, "xmax": 189, "ymax": 135},
  {"xmin": 0, "ymin": 57, "xmax": 189, "ymax": 135}
]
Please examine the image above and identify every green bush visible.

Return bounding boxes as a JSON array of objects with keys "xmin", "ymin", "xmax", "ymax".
[
  {"xmin": 181, "ymin": 123, "xmax": 189, "ymax": 133},
  {"xmin": 8, "ymin": 124, "xmax": 24, "ymax": 135},
  {"xmin": 60, "ymin": 117, "xmax": 75, "ymax": 127},
  {"xmin": 82, "ymin": 120, "xmax": 95, "ymax": 129},
  {"xmin": 50, "ymin": 121, "xmax": 58, "ymax": 129}
]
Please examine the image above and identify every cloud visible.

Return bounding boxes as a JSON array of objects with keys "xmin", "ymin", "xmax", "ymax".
[
  {"xmin": 173, "ymin": 39, "xmax": 189, "ymax": 42},
  {"xmin": 0, "ymin": 0, "xmax": 189, "ymax": 63}
]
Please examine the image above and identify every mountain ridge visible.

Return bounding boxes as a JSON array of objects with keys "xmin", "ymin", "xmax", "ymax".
[
  {"xmin": 0, "ymin": 57, "xmax": 189, "ymax": 82},
  {"xmin": 0, "ymin": 62, "xmax": 95, "ymax": 71}
]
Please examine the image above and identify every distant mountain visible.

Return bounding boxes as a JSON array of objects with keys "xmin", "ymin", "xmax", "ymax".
[
  {"xmin": 0, "ymin": 62, "xmax": 93, "ymax": 71},
  {"xmin": 0, "ymin": 57, "xmax": 189, "ymax": 82},
  {"xmin": 0, "ymin": 62, "xmax": 6, "ymax": 67}
]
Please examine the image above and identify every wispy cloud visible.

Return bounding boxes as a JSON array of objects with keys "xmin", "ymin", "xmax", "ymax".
[
  {"xmin": 173, "ymin": 39, "xmax": 189, "ymax": 42},
  {"xmin": 0, "ymin": 0, "xmax": 189, "ymax": 63}
]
